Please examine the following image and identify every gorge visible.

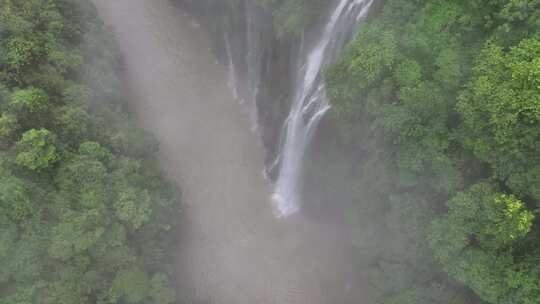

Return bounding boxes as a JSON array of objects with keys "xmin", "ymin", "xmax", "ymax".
[
  {"xmin": 93, "ymin": 0, "xmax": 369, "ymax": 302},
  {"xmin": 2, "ymin": 0, "xmax": 538, "ymax": 303},
  {"xmin": 197, "ymin": 0, "xmax": 375, "ymax": 217}
]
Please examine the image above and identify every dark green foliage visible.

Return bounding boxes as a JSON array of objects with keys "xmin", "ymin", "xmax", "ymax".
[
  {"xmin": 0, "ymin": 0, "xmax": 180, "ymax": 303},
  {"xmin": 326, "ymin": 0, "xmax": 540, "ymax": 303},
  {"xmin": 15, "ymin": 128, "xmax": 58, "ymax": 170}
]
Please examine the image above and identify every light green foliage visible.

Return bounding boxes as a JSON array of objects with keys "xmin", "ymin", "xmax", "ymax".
[
  {"xmin": 49, "ymin": 209, "xmax": 105, "ymax": 260},
  {"xmin": 0, "ymin": 0, "xmax": 68, "ymax": 86},
  {"xmin": 15, "ymin": 128, "xmax": 58, "ymax": 170},
  {"xmin": 394, "ymin": 59, "xmax": 422, "ymax": 88},
  {"xmin": 0, "ymin": 113, "xmax": 17, "ymax": 141},
  {"xmin": 0, "ymin": 0, "xmax": 181, "ymax": 302},
  {"xmin": 431, "ymin": 183, "xmax": 533, "ymax": 260},
  {"xmin": 4, "ymin": 35, "xmax": 43, "ymax": 73},
  {"xmin": 458, "ymin": 38, "xmax": 540, "ymax": 200},
  {"xmin": 0, "ymin": 176, "xmax": 33, "ymax": 221},
  {"xmin": 9, "ymin": 88, "xmax": 49, "ymax": 114},
  {"xmin": 78, "ymin": 141, "xmax": 113, "ymax": 163},
  {"xmin": 54, "ymin": 105, "xmax": 91, "ymax": 144},
  {"xmin": 115, "ymin": 188, "xmax": 152, "ymax": 230},
  {"xmin": 430, "ymin": 182, "xmax": 537, "ymax": 303},
  {"xmin": 112, "ymin": 268, "xmax": 150, "ymax": 303}
]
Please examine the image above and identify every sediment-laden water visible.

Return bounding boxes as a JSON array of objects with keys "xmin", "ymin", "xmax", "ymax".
[{"xmin": 92, "ymin": 0, "xmax": 365, "ymax": 303}]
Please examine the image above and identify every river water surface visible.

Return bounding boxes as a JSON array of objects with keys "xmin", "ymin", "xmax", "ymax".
[{"xmin": 92, "ymin": 1, "xmax": 364, "ymax": 303}]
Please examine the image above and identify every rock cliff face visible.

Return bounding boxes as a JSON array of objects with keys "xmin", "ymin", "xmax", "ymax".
[
  {"xmin": 175, "ymin": 0, "xmax": 375, "ymax": 216},
  {"xmin": 174, "ymin": 0, "xmax": 299, "ymax": 173}
]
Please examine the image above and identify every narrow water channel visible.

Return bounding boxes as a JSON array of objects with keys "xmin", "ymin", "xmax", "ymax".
[{"xmin": 92, "ymin": 0, "xmax": 365, "ymax": 303}]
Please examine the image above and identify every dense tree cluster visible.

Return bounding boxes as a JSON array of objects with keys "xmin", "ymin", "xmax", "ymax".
[
  {"xmin": 0, "ymin": 0, "xmax": 181, "ymax": 303},
  {"xmin": 325, "ymin": 0, "xmax": 540, "ymax": 303}
]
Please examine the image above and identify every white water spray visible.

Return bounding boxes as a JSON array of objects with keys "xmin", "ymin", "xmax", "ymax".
[{"xmin": 272, "ymin": 0, "xmax": 374, "ymax": 217}]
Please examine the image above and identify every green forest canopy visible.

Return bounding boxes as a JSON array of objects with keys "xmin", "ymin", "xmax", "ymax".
[
  {"xmin": 325, "ymin": 0, "xmax": 540, "ymax": 303},
  {"xmin": 0, "ymin": 0, "xmax": 181, "ymax": 303}
]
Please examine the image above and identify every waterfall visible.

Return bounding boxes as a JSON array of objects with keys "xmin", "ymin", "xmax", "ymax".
[
  {"xmin": 245, "ymin": 4, "xmax": 263, "ymax": 133},
  {"xmin": 271, "ymin": 0, "xmax": 374, "ymax": 217},
  {"xmin": 224, "ymin": 32, "xmax": 240, "ymax": 101},
  {"xmin": 246, "ymin": 5, "xmax": 260, "ymax": 110},
  {"xmin": 224, "ymin": 4, "xmax": 264, "ymax": 133}
]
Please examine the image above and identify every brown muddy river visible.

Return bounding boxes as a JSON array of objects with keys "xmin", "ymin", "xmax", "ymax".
[{"xmin": 92, "ymin": 0, "xmax": 365, "ymax": 303}]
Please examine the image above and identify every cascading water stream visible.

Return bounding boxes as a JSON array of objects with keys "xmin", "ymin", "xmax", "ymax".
[
  {"xmin": 225, "ymin": 32, "xmax": 240, "ymax": 101},
  {"xmin": 272, "ymin": 0, "xmax": 374, "ymax": 217},
  {"xmin": 244, "ymin": 4, "xmax": 263, "ymax": 134},
  {"xmin": 246, "ymin": 5, "xmax": 261, "ymax": 112},
  {"xmin": 224, "ymin": 4, "xmax": 264, "ymax": 133}
]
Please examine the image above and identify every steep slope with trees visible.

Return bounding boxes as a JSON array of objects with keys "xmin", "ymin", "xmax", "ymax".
[
  {"xmin": 0, "ymin": 0, "xmax": 181, "ymax": 303},
  {"xmin": 326, "ymin": 0, "xmax": 540, "ymax": 303}
]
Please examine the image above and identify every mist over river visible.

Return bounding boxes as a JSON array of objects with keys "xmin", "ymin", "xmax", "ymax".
[{"xmin": 92, "ymin": 0, "xmax": 365, "ymax": 303}]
